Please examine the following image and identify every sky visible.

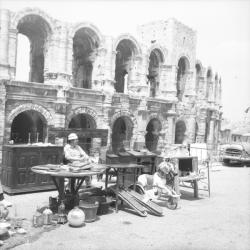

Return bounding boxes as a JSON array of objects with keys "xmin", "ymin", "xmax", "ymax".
[{"xmin": 1, "ymin": 0, "xmax": 250, "ymax": 122}]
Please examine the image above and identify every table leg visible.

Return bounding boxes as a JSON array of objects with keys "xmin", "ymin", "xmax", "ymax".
[
  {"xmin": 74, "ymin": 177, "xmax": 85, "ymax": 193},
  {"xmin": 70, "ymin": 177, "xmax": 76, "ymax": 193},
  {"xmin": 58, "ymin": 177, "xmax": 65, "ymax": 202},
  {"xmin": 193, "ymin": 180, "xmax": 199, "ymax": 198},
  {"xmin": 115, "ymin": 169, "xmax": 119, "ymax": 213},
  {"xmin": 105, "ymin": 168, "xmax": 110, "ymax": 191},
  {"xmin": 133, "ymin": 168, "xmax": 136, "ymax": 190}
]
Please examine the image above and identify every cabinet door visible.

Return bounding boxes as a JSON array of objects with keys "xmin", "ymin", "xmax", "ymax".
[{"xmin": 16, "ymin": 151, "xmax": 40, "ymax": 187}]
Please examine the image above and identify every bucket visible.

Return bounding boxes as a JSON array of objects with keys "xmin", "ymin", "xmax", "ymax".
[
  {"xmin": 79, "ymin": 201, "xmax": 98, "ymax": 222},
  {"xmin": 83, "ymin": 196, "xmax": 112, "ymax": 215}
]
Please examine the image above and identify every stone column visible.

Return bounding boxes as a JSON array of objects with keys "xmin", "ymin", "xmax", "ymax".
[
  {"xmin": 0, "ymin": 9, "xmax": 10, "ymax": 79},
  {"xmin": 158, "ymin": 64, "xmax": 168, "ymax": 99},
  {"xmin": 184, "ymin": 71, "xmax": 196, "ymax": 98},
  {"xmin": 8, "ymin": 28, "xmax": 18, "ymax": 79},
  {"xmin": 196, "ymin": 108, "xmax": 207, "ymax": 143},
  {"xmin": 207, "ymin": 112, "xmax": 216, "ymax": 146},
  {"xmin": 101, "ymin": 36, "xmax": 115, "ymax": 94},
  {"xmin": 165, "ymin": 111, "xmax": 177, "ymax": 144},
  {"xmin": 0, "ymin": 81, "xmax": 6, "ymax": 163},
  {"xmin": 197, "ymin": 76, "xmax": 206, "ymax": 100},
  {"xmin": 92, "ymin": 47, "xmax": 107, "ymax": 91},
  {"xmin": 164, "ymin": 65, "xmax": 178, "ymax": 101}
]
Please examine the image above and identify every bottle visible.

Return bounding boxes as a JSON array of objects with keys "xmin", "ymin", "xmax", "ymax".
[
  {"xmin": 57, "ymin": 200, "xmax": 67, "ymax": 224},
  {"xmin": 33, "ymin": 209, "xmax": 43, "ymax": 228},
  {"xmin": 43, "ymin": 208, "xmax": 53, "ymax": 225}
]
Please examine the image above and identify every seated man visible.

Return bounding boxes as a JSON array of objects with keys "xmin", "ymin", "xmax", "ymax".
[{"xmin": 64, "ymin": 133, "xmax": 92, "ymax": 187}]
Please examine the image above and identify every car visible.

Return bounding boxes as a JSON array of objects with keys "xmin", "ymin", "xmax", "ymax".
[{"xmin": 220, "ymin": 142, "xmax": 250, "ymax": 165}]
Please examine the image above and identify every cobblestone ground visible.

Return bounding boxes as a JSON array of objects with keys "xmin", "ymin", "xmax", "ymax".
[{"xmin": 5, "ymin": 164, "xmax": 250, "ymax": 250}]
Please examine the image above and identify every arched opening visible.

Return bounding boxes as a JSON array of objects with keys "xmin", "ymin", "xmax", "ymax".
[
  {"xmin": 145, "ymin": 118, "xmax": 162, "ymax": 152},
  {"xmin": 177, "ymin": 57, "xmax": 189, "ymax": 101},
  {"xmin": 206, "ymin": 69, "xmax": 212, "ymax": 99},
  {"xmin": 175, "ymin": 120, "xmax": 186, "ymax": 144},
  {"xmin": 11, "ymin": 110, "xmax": 47, "ymax": 143},
  {"xmin": 147, "ymin": 49, "xmax": 164, "ymax": 97},
  {"xmin": 72, "ymin": 28, "xmax": 100, "ymax": 88},
  {"xmin": 16, "ymin": 34, "xmax": 30, "ymax": 81},
  {"xmin": 16, "ymin": 14, "xmax": 51, "ymax": 83},
  {"xmin": 111, "ymin": 116, "xmax": 133, "ymax": 154},
  {"xmin": 68, "ymin": 114, "xmax": 96, "ymax": 154},
  {"xmin": 214, "ymin": 74, "xmax": 218, "ymax": 101},
  {"xmin": 114, "ymin": 39, "xmax": 137, "ymax": 93},
  {"xmin": 195, "ymin": 63, "xmax": 202, "ymax": 94}
]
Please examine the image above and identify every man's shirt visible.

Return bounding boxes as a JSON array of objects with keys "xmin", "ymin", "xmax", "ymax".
[{"xmin": 64, "ymin": 144, "xmax": 89, "ymax": 162}]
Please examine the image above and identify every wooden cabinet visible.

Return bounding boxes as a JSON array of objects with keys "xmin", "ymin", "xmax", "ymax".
[{"xmin": 1, "ymin": 145, "xmax": 63, "ymax": 194}]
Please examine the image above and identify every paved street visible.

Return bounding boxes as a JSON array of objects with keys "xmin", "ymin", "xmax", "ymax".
[{"xmin": 5, "ymin": 164, "xmax": 250, "ymax": 250}]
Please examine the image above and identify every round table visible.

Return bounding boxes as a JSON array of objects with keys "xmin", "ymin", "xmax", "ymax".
[{"xmin": 31, "ymin": 164, "xmax": 108, "ymax": 202}]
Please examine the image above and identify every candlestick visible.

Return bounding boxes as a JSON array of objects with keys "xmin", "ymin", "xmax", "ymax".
[
  {"xmin": 36, "ymin": 133, "xmax": 39, "ymax": 143},
  {"xmin": 28, "ymin": 133, "xmax": 31, "ymax": 144}
]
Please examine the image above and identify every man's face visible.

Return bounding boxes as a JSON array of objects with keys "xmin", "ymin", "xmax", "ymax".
[{"xmin": 70, "ymin": 139, "xmax": 78, "ymax": 147}]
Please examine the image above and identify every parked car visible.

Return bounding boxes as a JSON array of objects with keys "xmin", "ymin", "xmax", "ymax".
[{"xmin": 220, "ymin": 143, "xmax": 250, "ymax": 165}]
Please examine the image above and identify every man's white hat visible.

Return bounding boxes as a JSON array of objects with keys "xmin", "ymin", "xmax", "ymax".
[{"xmin": 68, "ymin": 133, "xmax": 78, "ymax": 141}]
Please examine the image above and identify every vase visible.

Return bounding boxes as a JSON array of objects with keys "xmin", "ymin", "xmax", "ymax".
[{"xmin": 67, "ymin": 206, "xmax": 85, "ymax": 227}]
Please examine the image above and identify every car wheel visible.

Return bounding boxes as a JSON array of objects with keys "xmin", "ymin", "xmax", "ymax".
[{"xmin": 223, "ymin": 159, "xmax": 230, "ymax": 165}]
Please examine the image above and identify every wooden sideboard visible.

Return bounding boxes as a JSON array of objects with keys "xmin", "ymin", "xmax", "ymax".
[{"xmin": 1, "ymin": 145, "xmax": 63, "ymax": 194}]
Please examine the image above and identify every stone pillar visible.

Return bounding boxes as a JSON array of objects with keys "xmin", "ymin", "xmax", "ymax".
[
  {"xmin": 197, "ymin": 77, "xmax": 206, "ymax": 100},
  {"xmin": 92, "ymin": 47, "xmax": 107, "ymax": 91},
  {"xmin": 101, "ymin": 36, "xmax": 115, "ymax": 94},
  {"xmin": 184, "ymin": 71, "xmax": 196, "ymax": 99},
  {"xmin": 164, "ymin": 65, "xmax": 178, "ymax": 101},
  {"xmin": 65, "ymin": 35, "xmax": 73, "ymax": 81},
  {"xmin": 158, "ymin": 65, "xmax": 168, "ymax": 99},
  {"xmin": 8, "ymin": 28, "xmax": 18, "ymax": 79},
  {"xmin": 0, "ymin": 9, "xmax": 10, "ymax": 79},
  {"xmin": 207, "ymin": 112, "xmax": 216, "ymax": 146},
  {"xmin": 45, "ymin": 26, "xmax": 72, "ymax": 87},
  {"xmin": 164, "ymin": 112, "xmax": 177, "ymax": 144},
  {"xmin": 0, "ymin": 81, "xmax": 6, "ymax": 163},
  {"xmin": 196, "ymin": 109, "xmax": 207, "ymax": 143}
]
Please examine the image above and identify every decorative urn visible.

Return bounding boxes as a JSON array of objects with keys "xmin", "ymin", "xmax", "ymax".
[{"xmin": 67, "ymin": 206, "xmax": 85, "ymax": 227}]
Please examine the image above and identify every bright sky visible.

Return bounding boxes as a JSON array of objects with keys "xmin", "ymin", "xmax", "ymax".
[{"xmin": 1, "ymin": 0, "xmax": 250, "ymax": 122}]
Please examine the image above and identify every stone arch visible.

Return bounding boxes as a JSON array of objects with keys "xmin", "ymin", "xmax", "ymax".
[
  {"xmin": 7, "ymin": 103, "xmax": 53, "ymax": 126},
  {"xmin": 195, "ymin": 59, "xmax": 203, "ymax": 70},
  {"xmin": 146, "ymin": 46, "xmax": 166, "ymax": 97},
  {"xmin": 114, "ymin": 34, "xmax": 142, "ymax": 93},
  {"xmin": 110, "ymin": 110, "xmax": 137, "ymax": 131},
  {"xmin": 146, "ymin": 113, "xmax": 164, "ymax": 128},
  {"xmin": 113, "ymin": 34, "xmax": 142, "ymax": 55},
  {"xmin": 145, "ymin": 114, "xmax": 164, "ymax": 152},
  {"xmin": 12, "ymin": 8, "xmax": 55, "ymax": 32},
  {"xmin": 176, "ymin": 55, "xmax": 190, "ymax": 101},
  {"xmin": 71, "ymin": 23, "xmax": 103, "ymax": 89},
  {"xmin": 66, "ymin": 107, "xmax": 98, "ymax": 128},
  {"xmin": 174, "ymin": 118, "xmax": 187, "ymax": 144},
  {"xmin": 206, "ymin": 67, "xmax": 213, "ymax": 79},
  {"xmin": 146, "ymin": 44, "xmax": 167, "ymax": 65},
  {"xmin": 110, "ymin": 110, "xmax": 138, "ymax": 153},
  {"xmin": 69, "ymin": 22, "xmax": 103, "ymax": 43},
  {"xmin": 13, "ymin": 8, "xmax": 55, "ymax": 83},
  {"xmin": 176, "ymin": 54, "xmax": 191, "ymax": 68}
]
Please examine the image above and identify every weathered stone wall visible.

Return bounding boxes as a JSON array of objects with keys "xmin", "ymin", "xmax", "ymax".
[{"xmin": 0, "ymin": 8, "xmax": 222, "ymax": 162}]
